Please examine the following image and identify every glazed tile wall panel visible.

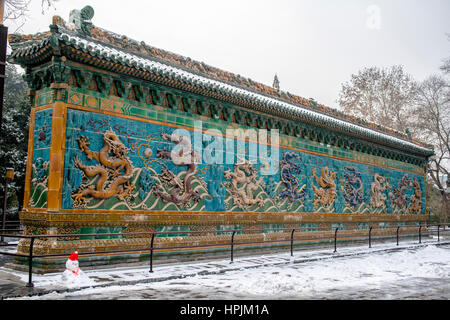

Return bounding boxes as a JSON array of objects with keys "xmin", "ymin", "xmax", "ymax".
[
  {"xmin": 61, "ymin": 108, "xmax": 425, "ymax": 215},
  {"xmin": 29, "ymin": 108, "xmax": 53, "ymax": 208}
]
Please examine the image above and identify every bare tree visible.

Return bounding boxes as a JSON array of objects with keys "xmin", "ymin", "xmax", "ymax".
[
  {"xmin": 339, "ymin": 65, "xmax": 449, "ymax": 222},
  {"xmin": 338, "ymin": 65, "xmax": 418, "ymax": 135},
  {"xmin": 1, "ymin": 0, "xmax": 57, "ymax": 26},
  {"xmin": 441, "ymin": 34, "xmax": 450, "ymax": 74},
  {"xmin": 2, "ymin": 0, "xmax": 30, "ymax": 22},
  {"xmin": 414, "ymin": 75, "xmax": 450, "ymax": 223}
]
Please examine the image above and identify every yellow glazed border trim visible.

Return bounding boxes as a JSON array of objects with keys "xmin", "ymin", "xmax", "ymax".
[
  {"xmin": 23, "ymin": 108, "xmax": 37, "ymax": 207},
  {"xmin": 47, "ymin": 102, "xmax": 65, "ymax": 211},
  {"xmin": 20, "ymin": 210, "xmax": 427, "ymax": 223},
  {"xmin": 58, "ymin": 100, "xmax": 69, "ymax": 211}
]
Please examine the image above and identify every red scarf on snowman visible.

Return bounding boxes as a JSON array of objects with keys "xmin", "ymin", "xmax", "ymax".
[{"xmin": 67, "ymin": 252, "xmax": 80, "ymax": 276}]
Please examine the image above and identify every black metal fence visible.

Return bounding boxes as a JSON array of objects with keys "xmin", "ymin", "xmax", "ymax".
[{"xmin": 0, "ymin": 223, "xmax": 448, "ymax": 288}]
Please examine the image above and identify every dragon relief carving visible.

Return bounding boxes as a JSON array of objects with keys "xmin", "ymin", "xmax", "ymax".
[
  {"xmin": 391, "ymin": 174, "xmax": 412, "ymax": 209},
  {"xmin": 279, "ymin": 152, "xmax": 306, "ymax": 202},
  {"xmin": 224, "ymin": 159, "xmax": 265, "ymax": 209},
  {"xmin": 311, "ymin": 167, "xmax": 337, "ymax": 209},
  {"xmin": 31, "ymin": 157, "xmax": 49, "ymax": 186},
  {"xmin": 409, "ymin": 177, "xmax": 422, "ymax": 213},
  {"xmin": 370, "ymin": 173, "xmax": 389, "ymax": 209},
  {"xmin": 72, "ymin": 128, "xmax": 135, "ymax": 207},
  {"xmin": 341, "ymin": 167, "xmax": 363, "ymax": 208},
  {"xmin": 151, "ymin": 132, "xmax": 202, "ymax": 207}
]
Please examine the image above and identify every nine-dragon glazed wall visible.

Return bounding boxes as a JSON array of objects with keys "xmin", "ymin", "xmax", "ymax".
[
  {"xmin": 18, "ymin": 85, "xmax": 427, "ymax": 270},
  {"xmin": 9, "ymin": 7, "xmax": 431, "ymax": 271}
]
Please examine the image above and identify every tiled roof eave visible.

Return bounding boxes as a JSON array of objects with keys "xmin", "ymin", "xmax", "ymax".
[
  {"xmin": 57, "ymin": 33, "xmax": 431, "ymax": 155},
  {"xmin": 9, "ymin": 45, "xmax": 53, "ymax": 67}
]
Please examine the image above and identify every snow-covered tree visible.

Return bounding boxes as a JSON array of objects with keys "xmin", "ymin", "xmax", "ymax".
[
  {"xmin": 413, "ymin": 75, "xmax": 450, "ymax": 223},
  {"xmin": 338, "ymin": 65, "xmax": 418, "ymax": 135},
  {"xmin": 0, "ymin": 64, "xmax": 30, "ymax": 217},
  {"xmin": 1, "ymin": 0, "xmax": 58, "ymax": 22}
]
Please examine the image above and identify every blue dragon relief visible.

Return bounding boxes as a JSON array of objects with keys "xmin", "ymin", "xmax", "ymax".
[
  {"xmin": 279, "ymin": 152, "xmax": 306, "ymax": 202},
  {"xmin": 341, "ymin": 167, "xmax": 364, "ymax": 207}
]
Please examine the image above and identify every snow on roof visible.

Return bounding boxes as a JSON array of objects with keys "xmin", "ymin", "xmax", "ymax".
[
  {"xmin": 7, "ymin": 12, "xmax": 434, "ymax": 157},
  {"xmin": 52, "ymin": 30, "xmax": 433, "ymax": 155}
]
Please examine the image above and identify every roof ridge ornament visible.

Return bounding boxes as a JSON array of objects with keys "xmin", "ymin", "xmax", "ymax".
[
  {"xmin": 273, "ymin": 74, "xmax": 280, "ymax": 91},
  {"xmin": 69, "ymin": 5, "xmax": 95, "ymax": 37}
]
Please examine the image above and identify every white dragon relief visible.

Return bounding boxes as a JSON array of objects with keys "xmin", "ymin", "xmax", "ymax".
[
  {"xmin": 224, "ymin": 159, "xmax": 265, "ymax": 209},
  {"xmin": 370, "ymin": 173, "xmax": 389, "ymax": 209}
]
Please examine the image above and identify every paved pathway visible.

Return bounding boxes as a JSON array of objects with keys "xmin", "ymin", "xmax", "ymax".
[{"xmin": 1, "ymin": 237, "xmax": 449, "ymax": 300}]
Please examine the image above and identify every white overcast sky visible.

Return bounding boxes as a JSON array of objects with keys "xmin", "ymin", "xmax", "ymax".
[{"xmin": 5, "ymin": 0, "xmax": 450, "ymax": 110}]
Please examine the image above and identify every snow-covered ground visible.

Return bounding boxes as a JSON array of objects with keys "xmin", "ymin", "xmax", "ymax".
[{"xmin": 3, "ymin": 239, "xmax": 449, "ymax": 300}]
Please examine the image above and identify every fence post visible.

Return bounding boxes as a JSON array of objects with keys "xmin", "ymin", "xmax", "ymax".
[
  {"xmin": 396, "ymin": 226, "xmax": 400, "ymax": 246},
  {"xmin": 230, "ymin": 231, "xmax": 236, "ymax": 263},
  {"xmin": 149, "ymin": 233, "xmax": 155, "ymax": 273},
  {"xmin": 290, "ymin": 229, "xmax": 296, "ymax": 257},
  {"xmin": 369, "ymin": 227, "xmax": 373, "ymax": 248},
  {"xmin": 419, "ymin": 226, "xmax": 422, "ymax": 244},
  {"xmin": 437, "ymin": 225, "xmax": 440, "ymax": 242},
  {"xmin": 26, "ymin": 236, "xmax": 35, "ymax": 288},
  {"xmin": 333, "ymin": 228, "xmax": 338, "ymax": 253}
]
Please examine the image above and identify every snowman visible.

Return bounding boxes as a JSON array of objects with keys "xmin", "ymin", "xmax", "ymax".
[{"xmin": 61, "ymin": 251, "xmax": 90, "ymax": 286}]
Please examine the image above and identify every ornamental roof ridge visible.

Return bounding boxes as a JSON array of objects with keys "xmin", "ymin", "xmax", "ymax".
[{"xmin": 7, "ymin": 8, "xmax": 434, "ymax": 155}]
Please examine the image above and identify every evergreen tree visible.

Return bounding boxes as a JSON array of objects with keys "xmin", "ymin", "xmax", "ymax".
[{"xmin": 0, "ymin": 64, "xmax": 30, "ymax": 218}]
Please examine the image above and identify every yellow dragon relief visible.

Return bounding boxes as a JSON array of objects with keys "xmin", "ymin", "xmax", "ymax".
[
  {"xmin": 312, "ymin": 167, "xmax": 337, "ymax": 209},
  {"xmin": 409, "ymin": 177, "xmax": 422, "ymax": 213},
  {"xmin": 72, "ymin": 128, "xmax": 135, "ymax": 207}
]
